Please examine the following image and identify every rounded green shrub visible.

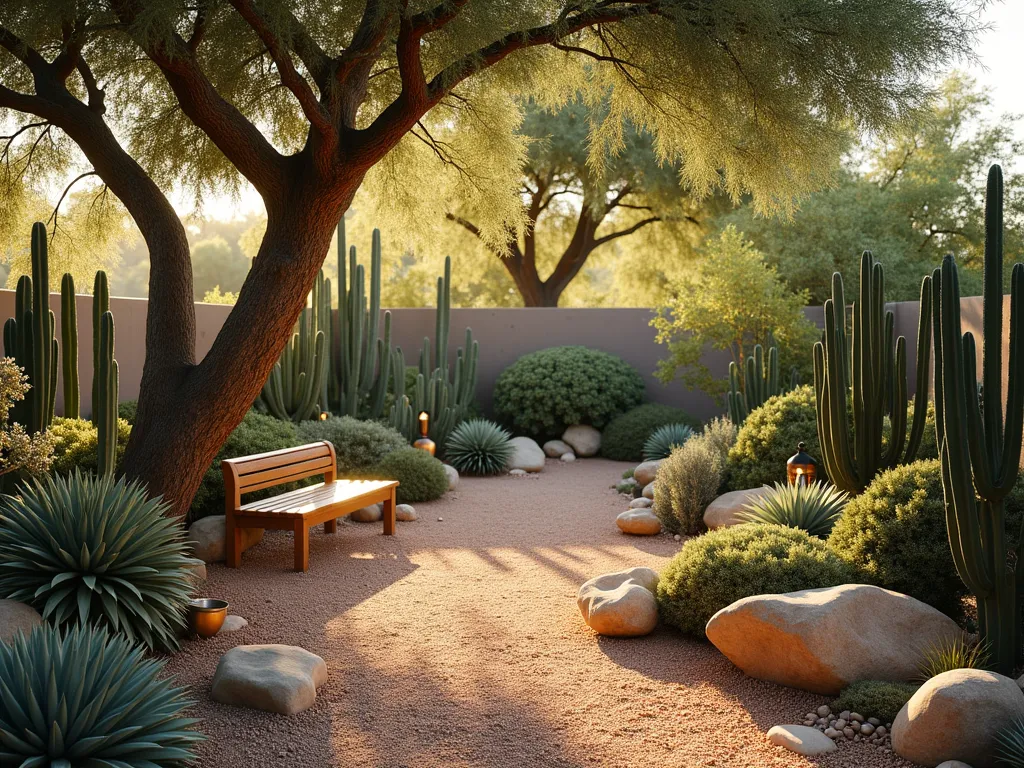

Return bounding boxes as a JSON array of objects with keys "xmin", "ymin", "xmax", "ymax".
[
  {"xmin": 657, "ymin": 524, "xmax": 854, "ymax": 637},
  {"xmin": 117, "ymin": 398, "xmax": 138, "ymax": 425},
  {"xmin": 190, "ymin": 410, "xmax": 301, "ymax": 521},
  {"xmin": 48, "ymin": 416, "xmax": 132, "ymax": 475},
  {"xmin": 601, "ymin": 403, "xmax": 700, "ymax": 462},
  {"xmin": 445, "ymin": 419, "xmax": 514, "ymax": 476},
  {"xmin": 298, "ymin": 415, "xmax": 408, "ymax": 474},
  {"xmin": 828, "ymin": 458, "xmax": 1024, "ymax": 620},
  {"xmin": 0, "ymin": 472, "xmax": 197, "ymax": 651},
  {"xmin": 369, "ymin": 447, "xmax": 448, "ymax": 503},
  {"xmin": 831, "ymin": 680, "xmax": 918, "ymax": 724},
  {"xmin": 652, "ymin": 432, "xmax": 726, "ymax": 535},
  {"xmin": 727, "ymin": 385, "xmax": 820, "ymax": 490},
  {"xmin": 493, "ymin": 346, "xmax": 645, "ymax": 438}
]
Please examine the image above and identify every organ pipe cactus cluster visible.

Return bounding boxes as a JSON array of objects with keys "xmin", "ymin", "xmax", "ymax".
[
  {"xmin": 90, "ymin": 270, "xmax": 110, "ymax": 425},
  {"xmin": 933, "ymin": 164, "xmax": 1024, "ymax": 675},
  {"xmin": 813, "ymin": 251, "xmax": 932, "ymax": 494},
  {"xmin": 726, "ymin": 332, "xmax": 798, "ymax": 425},
  {"xmin": 95, "ymin": 311, "xmax": 119, "ymax": 477},
  {"xmin": 257, "ymin": 270, "xmax": 330, "ymax": 422},
  {"xmin": 60, "ymin": 273, "xmax": 79, "ymax": 419}
]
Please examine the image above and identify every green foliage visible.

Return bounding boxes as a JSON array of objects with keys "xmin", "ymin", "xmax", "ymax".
[
  {"xmin": 445, "ymin": 419, "xmax": 514, "ymax": 476},
  {"xmin": 997, "ymin": 718, "xmax": 1024, "ymax": 768},
  {"xmin": 368, "ymin": 447, "xmax": 448, "ymax": 504},
  {"xmin": 0, "ymin": 471, "xmax": 197, "ymax": 652},
  {"xmin": 0, "ymin": 357, "xmax": 55, "ymax": 479},
  {"xmin": 494, "ymin": 347, "xmax": 644, "ymax": 438},
  {"xmin": 739, "ymin": 481, "xmax": 849, "ymax": 538},
  {"xmin": 0, "ymin": 624, "xmax": 202, "ymax": 766},
  {"xmin": 727, "ymin": 385, "xmax": 820, "ymax": 491},
  {"xmin": 652, "ymin": 227, "xmax": 818, "ymax": 400},
  {"xmin": 831, "ymin": 459, "xmax": 1024, "ymax": 621},
  {"xmin": 727, "ymin": 333, "xmax": 798, "ymax": 425},
  {"xmin": 48, "ymin": 416, "xmax": 131, "ymax": 476},
  {"xmin": 917, "ymin": 636, "xmax": 991, "ymax": 682},
  {"xmin": 297, "ymin": 415, "xmax": 407, "ymax": 475},
  {"xmin": 657, "ymin": 524, "xmax": 854, "ymax": 637},
  {"xmin": 601, "ymin": 403, "xmax": 700, "ymax": 462},
  {"xmin": 190, "ymin": 236, "xmax": 250, "ymax": 300},
  {"xmin": 831, "ymin": 680, "xmax": 919, "ymax": 725},
  {"xmin": 118, "ymin": 398, "xmax": 138, "ymax": 425},
  {"xmin": 202, "ymin": 286, "xmax": 238, "ymax": 304},
  {"xmin": 652, "ymin": 420, "xmax": 736, "ymax": 535},
  {"xmin": 190, "ymin": 410, "xmax": 301, "ymax": 521},
  {"xmin": 642, "ymin": 423, "xmax": 694, "ymax": 462}
]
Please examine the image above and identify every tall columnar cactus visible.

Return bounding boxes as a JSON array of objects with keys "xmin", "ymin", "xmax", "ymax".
[
  {"xmin": 934, "ymin": 165, "xmax": 1024, "ymax": 674},
  {"xmin": 726, "ymin": 333, "xmax": 798, "ymax": 425},
  {"xmin": 91, "ymin": 271, "xmax": 110, "ymax": 425},
  {"xmin": 95, "ymin": 311, "xmax": 118, "ymax": 477},
  {"xmin": 330, "ymin": 222, "xmax": 393, "ymax": 419},
  {"xmin": 257, "ymin": 270, "xmax": 329, "ymax": 422},
  {"xmin": 813, "ymin": 251, "xmax": 932, "ymax": 494},
  {"xmin": 60, "ymin": 273, "xmax": 80, "ymax": 419}
]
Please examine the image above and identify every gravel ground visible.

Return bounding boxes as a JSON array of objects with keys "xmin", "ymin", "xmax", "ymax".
[{"xmin": 166, "ymin": 457, "xmax": 916, "ymax": 768}]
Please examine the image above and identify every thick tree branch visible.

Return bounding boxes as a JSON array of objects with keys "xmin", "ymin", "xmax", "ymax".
[
  {"xmin": 410, "ymin": 0, "xmax": 471, "ymax": 36},
  {"xmin": 593, "ymin": 215, "xmax": 661, "ymax": 246}
]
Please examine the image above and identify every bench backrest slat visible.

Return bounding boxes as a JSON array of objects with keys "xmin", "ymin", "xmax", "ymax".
[{"xmin": 222, "ymin": 441, "xmax": 337, "ymax": 501}]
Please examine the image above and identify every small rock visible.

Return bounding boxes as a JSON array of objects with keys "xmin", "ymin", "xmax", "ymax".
[
  {"xmin": 642, "ymin": 482, "xmax": 655, "ymax": 500},
  {"xmin": 860, "ymin": 723, "xmax": 875, "ymax": 736},
  {"xmin": 835, "ymin": 718, "xmax": 847, "ymax": 730},
  {"xmin": 703, "ymin": 487, "xmax": 771, "ymax": 530},
  {"xmin": 543, "ymin": 440, "xmax": 571, "ymax": 457},
  {"xmin": 673, "ymin": 534, "xmax": 681, "ymax": 542},
  {"xmin": 220, "ymin": 615, "xmax": 248, "ymax": 633},
  {"xmin": 633, "ymin": 460, "xmax": 662, "ymax": 486},
  {"xmin": 628, "ymin": 497, "xmax": 653, "ymax": 509},
  {"xmin": 350, "ymin": 504, "xmax": 382, "ymax": 522},
  {"xmin": 876, "ymin": 726, "xmax": 887, "ymax": 736},
  {"xmin": 868, "ymin": 717, "xmax": 881, "ymax": 726},
  {"xmin": 211, "ymin": 645, "xmax": 327, "ymax": 715},
  {"xmin": 443, "ymin": 464, "xmax": 459, "ymax": 491},
  {"xmin": 577, "ymin": 567, "xmax": 659, "ymax": 637},
  {"xmin": 187, "ymin": 516, "xmax": 264, "ymax": 563},
  {"xmin": 396, "ymin": 504, "xmax": 418, "ymax": 522},
  {"xmin": 615, "ymin": 509, "xmax": 662, "ymax": 536},
  {"xmin": 843, "ymin": 727, "xmax": 855, "ymax": 739},
  {"xmin": 767, "ymin": 725, "xmax": 837, "ymax": 756},
  {"xmin": 562, "ymin": 425, "xmax": 601, "ymax": 457},
  {"xmin": 840, "ymin": 711, "xmax": 851, "ymax": 721},
  {"xmin": 509, "ymin": 468, "xmax": 528, "ymax": 476},
  {"xmin": 437, "ymin": 517, "xmax": 443, "ymax": 522},
  {"xmin": 936, "ymin": 762, "xmax": 975, "ymax": 768},
  {"xmin": 850, "ymin": 712, "xmax": 864, "ymax": 723},
  {"xmin": 508, "ymin": 436, "xmax": 546, "ymax": 472},
  {"xmin": 817, "ymin": 705, "xmax": 831, "ymax": 718},
  {"xmin": 560, "ymin": 452, "xmax": 576, "ymax": 462},
  {"xmin": 0, "ymin": 600, "xmax": 42, "ymax": 644},
  {"xmin": 824, "ymin": 727, "xmax": 840, "ymax": 739}
]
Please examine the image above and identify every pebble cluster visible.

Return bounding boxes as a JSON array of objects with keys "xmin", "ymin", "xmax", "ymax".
[{"xmin": 803, "ymin": 705, "xmax": 892, "ymax": 749}]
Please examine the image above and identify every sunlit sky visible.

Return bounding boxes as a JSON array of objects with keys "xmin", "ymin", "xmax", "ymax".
[{"xmin": 177, "ymin": 1, "xmax": 1024, "ymax": 222}]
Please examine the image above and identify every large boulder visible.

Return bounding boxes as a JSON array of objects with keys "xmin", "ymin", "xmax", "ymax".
[
  {"xmin": 892, "ymin": 669, "xmax": 1024, "ymax": 768},
  {"xmin": 0, "ymin": 600, "xmax": 42, "ymax": 644},
  {"xmin": 187, "ymin": 516, "xmax": 264, "ymax": 563},
  {"xmin": 577, "ymin": 567, "xmax": 659, "ymax": 637},
  {"xmin": 508, "ymin": 436, "xmax": 545, "ymax": 472},
  {"xmin": 706, "ymin": 584, "xmax": 962, "ymax": 695},
  {"xmin": 703, "ymin": 487, "xmax": 770, "ymax": 529},
  {"xmin": 633, "ymin": 460, "xmax": 662, "ymax": 487},
  {"xmin": 543, "ymin": 439, "xmax": 572, "ymax": 458},
  {"xmin": 211, "ymin": 644, "xmax": 328, "ymax": 715},
  {"xmin": 616, "ymin": 509, "xmax": 662, "ymax": 535},
  {"xmin": 562, "ymin": 425, "xmax": 601, "ymax": 457},
  {"xmin": 766, "ymin": 725, "xmax": 837, "ymax": 757}
]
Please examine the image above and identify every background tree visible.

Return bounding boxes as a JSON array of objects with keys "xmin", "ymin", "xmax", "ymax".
[
  {"xmin": 652, "ymin": 226, "xmax": 818, "ymax": 400},
  {"xmin": 724, "ymin": 74, "xmax": 1023, "ymax": 303},
  {"xmin": 445, "ymin": 97, "xmax": 725, "ymax": 306},
  {"xmin": 0, "ymin": 1, "xmax": 977, "ymax": 515},
  {"xmin": 189, "ymin": 236, "xmax": 250, "ymax": 300}
]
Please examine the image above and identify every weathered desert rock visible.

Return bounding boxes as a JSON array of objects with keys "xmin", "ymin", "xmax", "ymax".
[
  {"xmin": 396, "ymin": 504, "xmax": 418, "ymax": 521},
  {"xmin": 892, "ymin": 669, "xmax": 1024, "ymax": 768},
  {"xmin": 703, "ymin": 487, "xmax": 771, "ymax": 529},
  {"xmin": 936, "ymin": 762, "xmax": 975, "ymax": 768},
  {"xmin": 562, "ymin": 425, "xmax": 601, "ymax": 457},
  {"xmin": 642, "ymin": 482, "xmax": 656, "ymax": 500},
  {"xmin": 443, "ymin": 464, "xmax": 459, "ymax": 491},
  {"xmin": 577, "ymin": 567, "xmax": 659, "ymax": 637},
  {"xmin": 543, "ymin": 439, "xmax": 572, "ymax": 458},
  {"xmin": 616, "ymin": 509, "xmax": 662, "ymax": 535},
  {"xmin": 187, "ymin": 562, "xmax": 208, "ymax": 582},
  {"xmin": 350, "ymin": 503, "xmax": 382, "ymax": 522},
  {"xmin": 508, "ymin": 436, "xmax": 545, "ymax": 472},
  {"xmin": 766, "ymin": 725, "xmax": 837, "ymax": 756},
  {"xmin": 633, "ymin": 460, "xmax": 662, "ymax": 486},
  {"xmin": 0, "ymin": 600, "xmax": 42, "ymax": 644},
  {"xmin": 628, "ymin": 497, "xmax": 653, "ymax": 509},
  {"xmin": 187, "ymin": 516, "xmax": 264, "ymax": 563},
  {"xmin": 706, "ymin": 584, "xmax": 962, "ymax": 695},
  {"xmin": 560, "ymin": 452, "xmax": 576, "ymax": 462},
  {"xmin": 211, "ymin": 644, "xmax": 327, "ymax": 715},
  {"xmin": 220, "ymin": 615, "xmax": 248, "ymax": 633}
]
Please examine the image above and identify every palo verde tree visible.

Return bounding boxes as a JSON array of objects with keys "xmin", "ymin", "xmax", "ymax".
[
  {"xmin": 446, "ymin": 97, "xmax": 724, "ymax": 307},
  {"xmin": 0, "ymin": 1, "xmax": 977, "ymax": 516}
]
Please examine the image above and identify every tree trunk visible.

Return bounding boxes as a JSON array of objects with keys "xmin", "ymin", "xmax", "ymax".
[{"xmin": 121, "ymin": 173, "xmax": 355, "ymax": 517}]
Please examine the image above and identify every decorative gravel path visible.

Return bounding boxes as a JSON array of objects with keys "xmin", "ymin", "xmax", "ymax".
[{"xmin": 167, "ymin": 458, "xmax": 914, "ymax": 768}]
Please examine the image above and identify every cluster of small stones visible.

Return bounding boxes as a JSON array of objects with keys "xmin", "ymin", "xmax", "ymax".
[{"xmin": 804, "ymin": 705, "xmax": 891, "ymax": 750}]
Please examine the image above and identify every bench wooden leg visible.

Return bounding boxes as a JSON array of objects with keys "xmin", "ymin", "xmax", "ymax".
[
  {"xmin": 226, "ymin": 512, "xmax": 242, "ymax": 568},
  {"xmin": 324, "ymin": 518, "xmax": 337, "ymax": 534},
  {"xmin": 382, "ymin": 488, "xmax": 396, "ymax": 536},
  {"xmin": 293, "ymin": 519, "xmax": 310, "ymax": 572}
]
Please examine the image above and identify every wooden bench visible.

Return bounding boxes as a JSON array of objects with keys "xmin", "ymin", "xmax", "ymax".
[{"xmin": 222, "ymin": 441, "xmax": 399, "ymax": 572}]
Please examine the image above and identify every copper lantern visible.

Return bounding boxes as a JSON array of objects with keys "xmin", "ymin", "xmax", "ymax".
[
  {"xmin": 413, "ymin": 411, "xmax": 436, "ymax": 456},
  {"xmin": 787, "ymin": 442, "xmax": 817, "ymax": 486}
]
